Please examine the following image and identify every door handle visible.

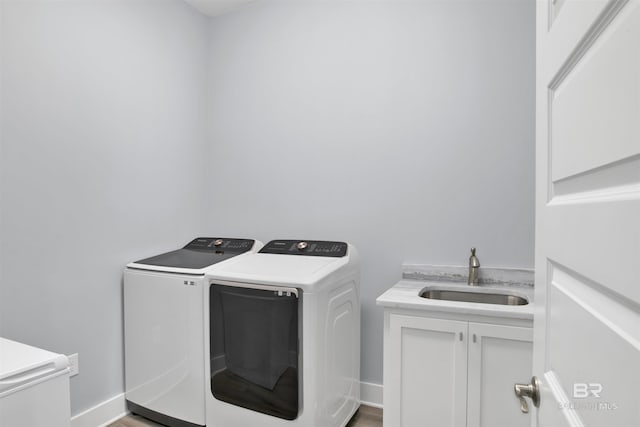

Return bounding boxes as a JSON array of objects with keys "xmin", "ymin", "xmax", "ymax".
[{"xmin": 514, "ymin": 376, "xmax": 540, "ymax": 413}]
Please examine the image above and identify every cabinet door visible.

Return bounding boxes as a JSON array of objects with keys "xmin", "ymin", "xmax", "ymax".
[
  {"xmin": 385, "ymin": 314, "xmax": 467, "ymax": 427},
  {"xmin": 466, "ymin": 322, "xmax": 532, "ymax": 427}
]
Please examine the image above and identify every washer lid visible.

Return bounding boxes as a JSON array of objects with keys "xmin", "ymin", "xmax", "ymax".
[{"xmin": 130, "ymin": 238, "xmax": 255, "ymax": 270}]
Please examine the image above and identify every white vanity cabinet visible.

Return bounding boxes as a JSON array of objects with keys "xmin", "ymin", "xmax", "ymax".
[{"xmin": 382, "ymin": 309, "xmax": 533, "ymax": 427}]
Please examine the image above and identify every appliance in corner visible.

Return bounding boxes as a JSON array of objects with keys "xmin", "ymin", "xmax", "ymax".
[
  {"xmin": 124, "ymin": 237, "xmax": 262, "ymax": 427},
  {"xmin": 0, "ymin": 337, "xmax": 71, "ymax": 427},
  {"xmin": 205, "ymin": 239, "xmax": 360, "ymax": 427}
]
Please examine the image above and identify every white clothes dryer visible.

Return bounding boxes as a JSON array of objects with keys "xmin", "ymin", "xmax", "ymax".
[
  {"xmin": 205, "ymin": 240, "xmax": 360, "ymax": 427},
  {"xmin": 124, "ymin": 237, "xmax": 262, "ymax": 427}
]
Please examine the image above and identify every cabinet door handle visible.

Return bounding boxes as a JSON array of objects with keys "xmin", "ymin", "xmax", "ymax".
[
  {"xmin": 459, "ymin": 332, "xmax": 463, "ymax": 341},
  {"xmin": 473, "ymin": 334, "xmax": 477, "ymax": 343}
]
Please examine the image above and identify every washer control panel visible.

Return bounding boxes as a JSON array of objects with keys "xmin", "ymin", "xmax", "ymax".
[
  {"xmin": 185, "ymin": 237, "xmax": 255, "ymax": 253},
  {"xmin": 260, "ymin": 240, "xmax": 347, "ymax": 257}
]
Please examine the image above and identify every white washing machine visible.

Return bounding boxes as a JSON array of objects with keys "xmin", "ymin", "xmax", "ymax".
[
  {"xmin": 124, "ymin": 237, "xmax": 262, "ymax": 427},
  {"xmin": 205, "ymin": 239, "xmax": 360, "ymax": 427}
]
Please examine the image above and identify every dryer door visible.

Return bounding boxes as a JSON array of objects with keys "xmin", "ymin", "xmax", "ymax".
[{"xmin": 210, "ymin": 281, "xmax": 299, "ymax": 420}]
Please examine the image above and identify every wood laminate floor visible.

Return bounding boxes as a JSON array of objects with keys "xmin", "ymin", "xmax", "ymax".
[{"xmin": 108, "ymin": 405, "xmax": 382, "ymax": 427}]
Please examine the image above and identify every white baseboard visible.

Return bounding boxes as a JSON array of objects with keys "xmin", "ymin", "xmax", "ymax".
[
  {"xmin": 70, "ymin": 382, "xmax": 383, "ymax": 427},
  {"xmin": 71, "ymin": 392, "xmax": 128, "ymax": 427},
  {"xmin": 360, "ymin": 381, "xmax": 383, "ymax": 408}
]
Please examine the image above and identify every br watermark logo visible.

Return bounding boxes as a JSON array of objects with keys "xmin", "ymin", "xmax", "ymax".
[
  {"xmin": 558, "ymin": 383, "xmax": 619, "ymax": 411},
  {"xmin": 573, "ymin": 383, "xmax": 602, "ymax": 398}
]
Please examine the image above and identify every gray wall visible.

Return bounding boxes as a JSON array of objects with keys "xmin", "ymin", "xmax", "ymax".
[
  {"xmin": 205, "ymin": 0, "xmax": 535, "ymax": 385},
  {"xmin": 0, "ymin": 0, "xmax": 209, "ymax": 415}
]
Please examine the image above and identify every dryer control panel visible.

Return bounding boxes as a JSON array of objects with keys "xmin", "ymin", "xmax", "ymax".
[
  {"xmin": 259, "ymin": 240, "xmax": 347, "ymax": 257},
  {"xmin": 185, "ymin": 238, "xmax": 255, "ymax": 253}
]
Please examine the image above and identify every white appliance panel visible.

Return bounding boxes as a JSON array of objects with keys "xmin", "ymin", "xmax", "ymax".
[{"xmin": 124, "ymin": 269, "xmax": 206, "ymax": 425}]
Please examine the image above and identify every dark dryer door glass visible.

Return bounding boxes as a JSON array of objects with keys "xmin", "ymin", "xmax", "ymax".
[{"xmin": 210, "ymin": 283, "xmax": 299, "ymax": 420}]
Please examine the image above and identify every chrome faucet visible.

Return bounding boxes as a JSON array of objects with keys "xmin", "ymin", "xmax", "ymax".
[{"xmin": 468, "ymin": 247, "xmax": 480, "ymax": 286}]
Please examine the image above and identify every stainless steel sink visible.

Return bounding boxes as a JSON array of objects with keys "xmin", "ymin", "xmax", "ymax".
[{"xmin": 419, "ymin": 289, "xmax": 528, "ymax": 305}]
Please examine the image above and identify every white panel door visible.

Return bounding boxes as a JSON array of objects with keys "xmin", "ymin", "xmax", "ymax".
[{"xmin": 533, "ymin": 0, "xmax": 640, "ymax": 426}]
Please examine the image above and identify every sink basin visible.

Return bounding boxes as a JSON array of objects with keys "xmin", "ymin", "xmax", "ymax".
[{"xmin": 419, "ymin": 289, "xmax": 528, "ymax": 306}]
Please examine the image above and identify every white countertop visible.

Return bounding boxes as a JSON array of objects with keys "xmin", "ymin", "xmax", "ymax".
[{"xmin": 376, "ymin": 279, "xmax": 535, "ymax": 320}]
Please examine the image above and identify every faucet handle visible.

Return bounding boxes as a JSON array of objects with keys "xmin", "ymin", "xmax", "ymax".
[
  {"xmin": 468, "ymin": 247, "xmax": 480, "ymax": 285},
  {"xmin": 469, "ymin": 247, "xmax": 480, "ymax": 267}
]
